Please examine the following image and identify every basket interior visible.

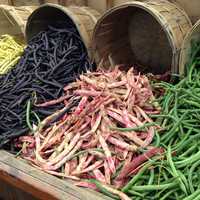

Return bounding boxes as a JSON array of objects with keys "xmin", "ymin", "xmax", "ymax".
[
  {"xmin": 94, "ymin": 6, "xmax": 173, "ymax": 74},
  {"xmin": 25, "ymin": 5, "xmax": 78, "ymax": 42}
]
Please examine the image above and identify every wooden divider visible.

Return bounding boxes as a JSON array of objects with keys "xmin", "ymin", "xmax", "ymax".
[{"xmin": 0, "ymin": 150, "xmax": 111, "ymax": 200}]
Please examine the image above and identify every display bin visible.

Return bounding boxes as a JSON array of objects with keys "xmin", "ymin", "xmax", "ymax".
[{"xmin": 0, "ymin": 150, "xmax": 111, "ymax": 200}]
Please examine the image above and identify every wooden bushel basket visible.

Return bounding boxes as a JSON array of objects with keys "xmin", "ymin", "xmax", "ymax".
[
  {"xmin": 0, "ymin": 5, "xmax": 37, "ymax": 39},
  {"xmin": 7, "ymin": 0, "xmax": 40, "ymax": 6},
  {"xmin": 93, "ymin": 0, "xmax": 192, "ymax": 74},
  {"xmin": 25, "ymin": 3, "xmax": 100, "ymax": 59},
  {"xmin": 179, "ymin": 19, "xmax": 200, "ymax": 75}
]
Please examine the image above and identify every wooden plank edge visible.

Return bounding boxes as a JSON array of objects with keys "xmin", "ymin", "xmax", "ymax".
[
  {"xmin": 0, "ymin": 150, "xmax": 112, "ymax": 200},
  {"xmin": 0, "ymin": 161, "xmax": 78, "ymax": 200}
]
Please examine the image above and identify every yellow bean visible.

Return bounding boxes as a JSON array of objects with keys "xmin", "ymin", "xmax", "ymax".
[{"xmin": 0, "ymin": 35, "xmax": 24, "ymax": 74}]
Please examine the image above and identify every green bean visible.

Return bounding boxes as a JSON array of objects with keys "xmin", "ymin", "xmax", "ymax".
[
  {"xmin": 188, "ymin": 160, "xmax": 200, "ymax": 193},
  {"xmin": 196, "ymin": 77, "xmax": 200, "ymax": 88},
  {"xmin": 182, "ymin": 188, "xmax": 200, "ymax": 200},
  {"xmin": 110, "ymin": 122, "xmax": 157, "ymax": 132},
  {"xmin": 135, "ymin": 197, "xmax": 141, "ymax": 200},
  {"xmin": 163, "ymin": 93, "xmax": 174, "ymax": 114},
  {"xmin": 157, "ymin": 158, "xmax": 165, "ymax": 185},
  {"xmin": 162, "ymin": 109, "xmax": 175, "ymax": 128},
  {"xmin": 127, "ymin": 190, "xmax": 145, "ymax": 197},
  {"xmin": 182, "ymin": 122, "xmax": 200, "ymax": 128},
  {"xmin": 182, "ymin": 99, "xmax": 200, "ymax": 109},
  {"xmin": 168, "ymin": 137, "xmax": 176, "ymax": 147},
  {"xmin": 193, "ymin": 193, "xmax": 200, "ymax": 200},
  {"xmin": 160, "ymin": 189, "xmax": 177, "ymax": 200},
  {"xmin": 187, "ymin": 127, "xmax": 200, "ymax": 134},
  {"xmin": 175, "ymin": 78, "xmax": 187, "ymax": 88},
  {"xmin": 175, "ymin": 133, "xmax": 200, "ymax": 153},
  {"xmin": 32, "ymin": 111, "xmax": 41, "ymax": 125},
  {"xmin": 176, "ymin": 150, "xmax": 200, "ymax": 168},
  {"xmin": 155, "ymin": 189, "xmax": 166, "ymax": 199},
  {"xmin": 167, "ymin": 146, "xmax": 187, "ymax": 195},
  {"xmin": 90, "ymin": 180, "xmax": 119, "ymax": 199},
  {"xmin": 162, "ymin": 170, "xmax": 170, "ymax": 181},
  {"xmin": 122, "ymin": 159, "xmax": 157, "ymax": 192},
  {"xmin": 148, "ymin": 168, "xmax": 154, "ymax": 185},
  {"xmin": 178, "ymin": 88, "xmax": 200, "ymax": 102},
  {"xmin": 174, "ymin": 92, "xmax": 178, "ymax": 118},
  {"xmin": 189, "ymin": 62, "xmax": 197, "ymax": 83},
  {"xmin": 177, "ymin": 170, "xmax": 189, "ymax": 193},
  {"xmin": 112, "ymin": 161, "xmax": 125, "ymax": 179},
  {"xmin": 181, "ymin": 81, "xmax": 196, "ymax": 90},
  {"xmin": 179, "ymin": 145, "xmax": 198, "ymax": 158},
  {"xmin": 153, "ymin": 130, "xmax": 160, "ymax": 147},
  {"xmin": 178, "ymin": 125, "xmax": 185, "ymax": 139},
  {"xmin": 153, "ymin": 82, "xmax": 174, "ymax": 89},
  {"xmin": 192, "ymin": 113, "xmax": 200, "ymax": 121},
  {"xmin": 26, "ymin": 100, "xmax": 33, "ymax": 132},
  {"xmin": 134, "ymin": 180, "xmax": 145, "ymax": 186},
  {"xmin": 178, "ymin": 109, "xmax": 200, "ymax": 113},
  {"xmin": 149, "ymin": 114, "xmax": 177, "ymax": 121},
  {"xmin": 144, "ymin": 42, "xmax": 200, "ymax": 200},
  {"xmin": 130, "ymin": 182, "xmax": 178, "ymax": 191},
  {"xmin": 161, "ymin": 112, "xmax": 188, "ymax": 143}
]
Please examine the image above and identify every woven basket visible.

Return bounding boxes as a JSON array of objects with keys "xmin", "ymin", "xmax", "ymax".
[
  {"xmin": 59, "ymin": 0, "xmax": 86, "ymax": 6},
  {"xmin": 8, "ymin": 0, "xmax": 40, "ymax": 6},
  {"xmin": 25, "ymin": 3, "xmax": 100, "ymax": 59},
  {"xmin": 179, "ymin": 19, "xmax": 200, "ymax": 75},
  {"xmin": 169, "ymin": 0, "xmax": 200, "ymax": 24},
  {"xmin": 0, "ymin": 5, "xmax": 36, "ymax": 39},
  {"xmin": 41, "ymin": 0, "xmax": 86, "ymax": 6},
  {"xmin": 0, "ymin": 0, "xmax": 10, "ymax": 4},
  {"xmin": 93, "ymin": 0, "xmax": 192, "ymax": 74}
]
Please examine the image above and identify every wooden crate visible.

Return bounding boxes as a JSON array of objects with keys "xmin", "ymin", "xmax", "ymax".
[{"xmin": 0, "ymin": 150, "xmax": 111, "ymax": 200}]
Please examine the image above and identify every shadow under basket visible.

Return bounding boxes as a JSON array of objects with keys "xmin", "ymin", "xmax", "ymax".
[{"xmin": 93, "ymin": 0, "xmax": 192, "ymax": 74}]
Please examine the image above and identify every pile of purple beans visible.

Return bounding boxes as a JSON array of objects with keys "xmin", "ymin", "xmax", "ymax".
[{"xmin": 0, "ymin": 23, "xmax": 93, "ymax": 149}]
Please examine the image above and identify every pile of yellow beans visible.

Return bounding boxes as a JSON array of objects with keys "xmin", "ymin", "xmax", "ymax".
[{"xmin": 0, "ymin": 35, "xmax": 24, "ymax": 74}]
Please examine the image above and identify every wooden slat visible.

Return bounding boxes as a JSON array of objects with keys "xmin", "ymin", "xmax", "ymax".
[
  {"xmin": 0, "ymin": 179, "xmax": 37, "ymax": 200},
  {"xmin": 0, "ymin": 150, "xmax": 111, "ymax": 200},
  {"xmin": 106, "ymin": 0, "xmax": 113, "ymax": 9}
]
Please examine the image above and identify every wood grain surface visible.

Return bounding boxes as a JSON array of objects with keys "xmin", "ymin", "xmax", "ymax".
[{"xmin": 0, "ymin": 150, "xmax": 111, "ymax": 200}]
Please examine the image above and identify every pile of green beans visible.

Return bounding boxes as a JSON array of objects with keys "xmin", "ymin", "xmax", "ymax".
[{"xmin": 121, "ymin": 42, "xmax": 200, "ymax": 199}]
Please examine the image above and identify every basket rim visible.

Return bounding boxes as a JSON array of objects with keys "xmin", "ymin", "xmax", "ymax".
[
  {"xmin": 25, "ymin": 3, "xmax": 81, "ymax": 41},
  {"xmin": 26, "ymin": 4, "xmax": 98, "ymax": 43}
]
